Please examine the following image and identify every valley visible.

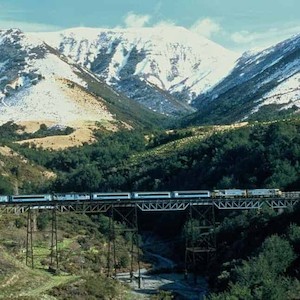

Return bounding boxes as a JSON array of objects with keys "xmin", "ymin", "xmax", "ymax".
[
  {"xmin": 1, "ymin": 117, "xmax": 300, "ymax": 299},
  {"xmin": 0, "ymin": 20, "xmax": 300, "ymax": 299}
]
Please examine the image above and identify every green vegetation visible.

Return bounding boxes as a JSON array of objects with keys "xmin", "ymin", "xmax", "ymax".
[
  {"xmin": 150, "ymin": 290, "xmax": 173, "ymax": 299},
  {"xmin": 2, "ymin": 117, "xmax": 300, "ymax": 298},
  {"xmin": 210, "ymin": 236, "xmax": 300, "ymax": 299},
  {"xmin": 50, "ymin": 274, "xmax": 129, "ymax": 300},
  {"xmin": 0, "ymin": 210, "xmax": 135, "ymax": 299},
  {"xmin": 207, "ymin": 204, "xmax": 300, "ymax": 299},
  {"xmin": 2, "ymin": 118, "xmax": 300, "ymax": 194},
  {"xmin": 0, "ymin": 175, "xmax": 13, "ymax": 194},
  {"xmin": 110, "ymin": 119, "xmax": 300, "ymax": 192},
  {"xmin": 0, "ymin": 151, "xmax": 53, "ymax": 195}
]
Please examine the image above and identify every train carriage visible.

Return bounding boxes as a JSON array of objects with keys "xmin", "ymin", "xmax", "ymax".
[
  {"xmin": 172, "ymin": 190, "xmax": 211, "ymax": 198},
  {"xmin": 54, "ymin": 193, "xmax": 90, "ymax": 201},
  {"xmin": 247, "ymin": 189, "xmax": 282, "ymax": 197},
  {"xmin": 132, "ymin": 192, "xmax": 171, "ymax": 199},
  {"xmin": 10, "ymin": 194, "xmax": 52, "ymax": 202},
  {"xmin": 92, "ymin": 192, "xmax": 131, "ymax": 200},
  {"xmin": 213, "ymin": 189, "xmax": 247, "ymax": 198}
]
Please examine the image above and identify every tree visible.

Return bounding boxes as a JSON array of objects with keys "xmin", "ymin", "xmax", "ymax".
[
  {"xmin": 0, "ymin": 176, "xmax": 13, "ymax": 194},
  {"xmin": 210, "ymin": 235, "xmax": 297, "ymax": 299}
]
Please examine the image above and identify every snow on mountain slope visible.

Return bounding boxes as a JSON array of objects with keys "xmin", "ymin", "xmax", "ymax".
[
  {"xmin": 189, "ymin": 33, "xmax": 300, "ymax": 124},
  {"xmin": 250, "ymin": 64, "xmax": 300, "ymax": 115},
  {"xmin": 36, "ymin": 26, "xmax": 238, "ymax": 115},
  {"xmin": 0, "ymin": 29, "xmax": 119, "ymax": 127}
]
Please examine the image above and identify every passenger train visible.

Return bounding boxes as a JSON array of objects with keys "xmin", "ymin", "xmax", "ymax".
[{"xmin": 0, "ymin": 189, "xmax": 285, "ymax": 203}]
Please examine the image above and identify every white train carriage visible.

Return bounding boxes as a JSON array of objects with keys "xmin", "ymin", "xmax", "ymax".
[
  {"xmin": 10, "ymin": 194, "xmax": 52, "ymax": 202},
  {"xmin": 213, "ymin": 189, "xmax": 247, "ymax": 198},
  {"xmin": 54, "ymin": 193, "xmax": 90, "ymax": 201},
  {"xmin": 91, "ymin": 192, "xmax": 131, "ymax": 200},
  {"xmin": 247, "ymin": 189, "xmax": 282, "ymax": 197},
  {"xmin": 0, "ymin": 195, "xmax": 9, "ymax": 202},
  {"xmin": 172, "ymin": 190, "xmax": 211, "ymax": 198},
  {"xmin": 132, "ymin": 191, "xmax": 171, "ymax": 199}
]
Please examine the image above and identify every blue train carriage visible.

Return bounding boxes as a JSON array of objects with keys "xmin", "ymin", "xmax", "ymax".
[
  {"xmin": 0, "ymin": 195, "xmax": 9, "ymax": 202},
  {"xmin": 247, "ymin": 189, "xmax": 282, "ymax": 198},
  {"xmin": 132, "ymin": 191, "xmax": 171, "ymax": 199},
  {"xmin": 91, "ymin": 192, "xmax": 131, "ymax": 201},
  {"xmin": 172, "ymin": 190, "xmax": 211, "ymax": 198},
  {"xmin": 54, "ymin": 193, "xmax": 90, "ymax": 201},
  {"xmin": 213, "ymin": 189, "xmax": 247, "ymax": 198},
  {"xmin": 10, "ymin": 194, "xmax": 52, "ymax": 202}
]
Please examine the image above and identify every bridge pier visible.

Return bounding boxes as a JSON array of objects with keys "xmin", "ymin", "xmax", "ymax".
[
  {"xmin": 49, "ymin": 205, "xmax": 59, "ymax": 272},
  {"xmin": 184, "ymin": 203, "xmax": 216, "ymax": 283},
  {"xmin": 107, "ymin": 205, "xmax": 141, "ymax": 287},
  {"xmin": 25, "ymin": 207, "xmax": 34, "ymax": 268},
  {"xmin": 25, "ymin": 205, "xmax": 59, "ymax": 272}
]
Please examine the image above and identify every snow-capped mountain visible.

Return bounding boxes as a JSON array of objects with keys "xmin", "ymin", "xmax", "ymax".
[
  {"xmin": 2, "ymin": 26, "xmax": 299, "ymax": 127},
  {"xmin": 36, "ymin": 26, "xmax": 238, "ymax": 116},
  {"xmin": 189, "ymin": 33, "xmax": 300, "ymax": 124},
  {"xmin": 0, "ymin": 28, "xmax": 150, "ymax": 128}
]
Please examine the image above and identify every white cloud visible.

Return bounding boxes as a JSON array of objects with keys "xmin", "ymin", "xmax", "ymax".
[
  {"xmin": 190, "ymin": 18, "xmax": 221, "ymax": 38},
  {"xmin": 153, "ymin": 20, "xmax": 176, "ymax": 28},
  {"xmin": 0, "ymin": 20, "xmax": 61, "ymax": 32},
  {"xmin": 231, "ymin": 26, "xmax": 300, "ymax": 50},
  {"xmin": 124, "ymin": 12, "xmax": 151, "ymax": 28}
]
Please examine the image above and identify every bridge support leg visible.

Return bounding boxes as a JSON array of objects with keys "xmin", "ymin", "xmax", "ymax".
[
  {"xmin": 25, "ymin": 206, "xmax": 59, "ymax": 271},
  {"xmin": 106, "ymin": 207, "xmax": 121, "ymax": 278},
  {"xmin": 107, "ymin": 205, "xmax": 141, "ymax": 287},
  {"xmin": 112, "ymin": 207, "xmax": 117, "ymax": 277},
  {"xmin": 26, "ymin": 207, "xmax": 34, "ymax": 268},
  {"xmin": 107, "ymin": 210, "xmax": 112, "ymax": 278},
  {"xmin": 49, "ymin": 205, "xmax": 59, "ymax": 273},
  {"xmin": 184, "ymin": 204, "xmax": 216, "ymax": 283}
]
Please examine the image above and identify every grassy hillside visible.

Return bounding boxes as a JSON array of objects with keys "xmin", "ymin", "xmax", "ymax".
[
  {"xmin": 0, "ymin": 211, "xmax": 134, "ymax": 299},
  {"xmin": 0, "ymin": 145, "xmax": 55, "ymax": 194}
]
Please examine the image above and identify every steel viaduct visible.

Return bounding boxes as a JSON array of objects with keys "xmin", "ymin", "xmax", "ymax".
[{"xmin": 1, "ymin": 193, "xmax": 300, "ymax": 286}]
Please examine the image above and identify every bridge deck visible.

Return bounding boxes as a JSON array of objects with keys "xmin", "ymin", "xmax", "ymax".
[{"xmin": 0, "ymin": 196, "xmax": 299, "ymax": 213}]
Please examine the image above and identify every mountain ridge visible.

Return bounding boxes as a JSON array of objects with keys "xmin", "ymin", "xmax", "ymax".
[
  {"xmin": 35, "ymin": 26, "xmax": 238, "ymax": 115},
  {"xmin": 188, "ymin": 33, "xmax": 300, "ymax": 125},
  {"xmin": 0, "ymin": 28, "xmax": 165, "ymax": 130}
]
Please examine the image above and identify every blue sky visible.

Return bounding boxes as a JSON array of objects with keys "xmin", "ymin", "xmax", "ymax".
[{"xmin": 0, "ymin": 0, "xmax": 299, "ymax": 52}]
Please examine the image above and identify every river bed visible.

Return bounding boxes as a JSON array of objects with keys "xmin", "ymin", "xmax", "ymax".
[
  {"xmin": 116, "ymin": 233, "xmax": 207, "ymax": 299},
  {"xmin": 117, "ymin": 269, "xmax": 206, "ymax": 299}
]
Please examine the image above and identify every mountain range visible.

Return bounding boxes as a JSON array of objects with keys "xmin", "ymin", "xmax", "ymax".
[{"xmin": 0, "ymin": 26, "xmax": 299, "ymax": 128}]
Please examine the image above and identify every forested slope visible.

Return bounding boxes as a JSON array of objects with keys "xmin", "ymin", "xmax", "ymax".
[
  {"xmin": 1, "ymin": 119, "xmax": 300, "ymax": 194},
  {"xmin": 208, "ymin": 205, "xmax": 300, "ymax": 299},
  {"xmin": 1, "ymin": 119, "xmax": 300, "ymax": 298}
]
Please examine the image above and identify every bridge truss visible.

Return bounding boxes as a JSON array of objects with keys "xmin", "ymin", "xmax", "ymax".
[{"xmin": 1, "ymin": 196, "xmax": 299, "ymax": 213}]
